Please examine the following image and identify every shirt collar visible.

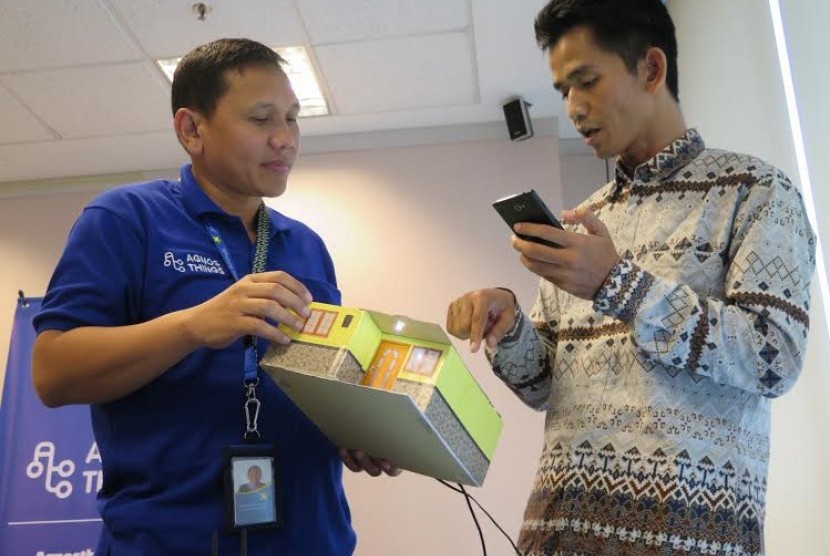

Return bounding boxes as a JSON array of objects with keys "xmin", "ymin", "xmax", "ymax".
[
  {"xmin": 179, "ymin": 164, "xmax": 291, "ymax": 233},
  {"xmin": 614, "ymin": 128, "xmax": 705, "ymax": 187}
]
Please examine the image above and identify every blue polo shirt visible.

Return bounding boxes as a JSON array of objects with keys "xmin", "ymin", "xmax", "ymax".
[{"xmin": 34, "ymin": 165, "xmax": 355, "ymax": 555}]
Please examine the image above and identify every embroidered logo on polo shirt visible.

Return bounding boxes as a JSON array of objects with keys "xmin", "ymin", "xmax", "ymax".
[
  {"xmin": 163, "ymin": 251, "xmax": 226, "ymax": 275},
  {"xmin": 164, "ymin": 251, "xmax": 185, "ymax": 272}
]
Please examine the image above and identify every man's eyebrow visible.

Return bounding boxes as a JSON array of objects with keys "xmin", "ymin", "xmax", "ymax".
[
  {"xmin": 553, "ymin": 65, "xmax": 592, "ymax": 92},
  {"xmin": 249, "ymin": 101, "xmax": 301, "ymax": 112}
]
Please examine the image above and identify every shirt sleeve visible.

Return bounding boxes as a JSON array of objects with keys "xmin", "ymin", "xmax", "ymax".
[
  {"xmin": 593, "ymin": 169, "xmax": 816, "ymax": 398},
  {"xmin": 487, "ymin": 281, "xmax": 559, "ymax": 410},
  {"xmin": 34, "ymin": 205, "xmax": 146, "ymax": 332}
]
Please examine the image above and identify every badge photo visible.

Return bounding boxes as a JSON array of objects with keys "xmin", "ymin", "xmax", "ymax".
[{"xmin": 223, "ymin": 445, "xmax": 281, "ymax": 531}]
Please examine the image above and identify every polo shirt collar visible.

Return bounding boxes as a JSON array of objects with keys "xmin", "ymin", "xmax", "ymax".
[{"xmin": 178, "ymin": 164, "xmax": 292, "ymax": 233}]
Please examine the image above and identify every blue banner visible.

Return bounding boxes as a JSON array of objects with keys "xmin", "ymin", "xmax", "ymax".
[{"xmin": 0, "ymin": 297, "xmax": 101, "ymax": 555}]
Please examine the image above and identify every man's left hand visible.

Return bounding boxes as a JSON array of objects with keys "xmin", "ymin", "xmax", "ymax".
[
  {"xmin": 339, "ymin": 448, "xmax": 402, "ymax": 477},
  {"xmin": 513, "ymin": 208, "xmax": 619, "ymax": 300}
]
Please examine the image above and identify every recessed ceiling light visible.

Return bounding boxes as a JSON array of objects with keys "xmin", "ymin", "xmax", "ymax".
[
  {"xmin": 156, "ymin": 45, "xmax": 329, "ymax": 117},
  {"xmin": 156, "ymin": 58, "xmax": 180, "ymax": 83},
  {"xmin": 277, "ymin": 46, "xmax": 329, "ymax": 118}
]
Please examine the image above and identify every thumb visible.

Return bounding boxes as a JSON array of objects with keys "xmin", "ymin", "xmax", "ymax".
[{"xmin": 564, "ymin": 208, "xmax": 609, "ymax": 238}]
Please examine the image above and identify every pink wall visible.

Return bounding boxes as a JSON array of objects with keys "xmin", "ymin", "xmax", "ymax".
[
  {"xmin": 0, "ymin": 191, "xmax": 95, "ymax": 402},
  {"xmin": 282, "ymin": 138, "xmax": 561, "ymax": 555}
]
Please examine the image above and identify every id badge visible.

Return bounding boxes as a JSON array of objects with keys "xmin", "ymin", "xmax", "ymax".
[{"xmin": 223, "ymin": 445, "xmax": 281, "ymax": 532}]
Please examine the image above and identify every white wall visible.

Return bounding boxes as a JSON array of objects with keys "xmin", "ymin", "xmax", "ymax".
[
  {"xmin": 0, "ymin": 135, "xmax": 611, "ymax": 555},
  {"xmin": 669, "ymin": 2, "xmax": 829, "ymax": 555},
  {"xmin": 560, "ymin": 154, "xmax": 609, "ymax": 210},
  {"xmin": 781, "ymin": 0, "xmax": 830, "ymax": 282},
  {"xmin": 0, "ymin": 192, "xmax": 95, "ymax": 404}
]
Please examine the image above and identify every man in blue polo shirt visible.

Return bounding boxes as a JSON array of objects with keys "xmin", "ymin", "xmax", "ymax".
[{"xmin": 31, "ymin": 38, "xmax": 396, "ymax": 556}]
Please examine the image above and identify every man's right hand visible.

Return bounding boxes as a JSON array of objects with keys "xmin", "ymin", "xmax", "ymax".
[
  {"xmin": 184, "ymin": 270, "xmax": 313, "ymax": 349},
  {"xmin": 33, "ymin": 271, "xmax": 315, "ymax": 407},
  {"xmin": 446, "ymin": 288, "xmax": 516, "ymax": 353}
]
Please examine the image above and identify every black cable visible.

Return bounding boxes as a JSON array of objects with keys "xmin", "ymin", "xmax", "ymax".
[
  {"xmin": 459, "ymin": 483, "xmax": 487, "ymax": 555},
  {"xmin": 437, "ymin": 479, "xmax": 522, "ymax": 555}
]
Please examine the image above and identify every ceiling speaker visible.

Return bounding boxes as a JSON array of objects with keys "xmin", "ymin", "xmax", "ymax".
[{"xmin": 502, "ymin": 97, "xmax": 533, "ymax": 141}]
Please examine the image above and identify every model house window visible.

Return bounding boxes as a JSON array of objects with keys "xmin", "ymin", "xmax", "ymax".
[
  {"xmin": 302, "ymin": 309, "xmax": 338, "ymax": 337},
  {"xmin": 405, "ymin": 347, "xmax": 442, "ymax": 377}
]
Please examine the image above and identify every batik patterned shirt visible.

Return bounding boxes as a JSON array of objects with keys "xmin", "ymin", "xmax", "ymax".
[{"xmin": 491, "ymin": 129, "xmax": 816, "ymax": 555}]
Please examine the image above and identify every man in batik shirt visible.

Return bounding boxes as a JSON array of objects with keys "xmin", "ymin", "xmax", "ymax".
[{"xmin": 447, "ymin": 1, "xmax": 816, "ymax": 554}]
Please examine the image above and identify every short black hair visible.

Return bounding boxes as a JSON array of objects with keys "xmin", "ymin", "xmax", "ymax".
[
  {"xmin": 171, "ymin": 38, "xmax": 286, "ymax": 118},
  {"xmin": 534, "ymin": 0, "xmax": 679, "ymax": 101}
]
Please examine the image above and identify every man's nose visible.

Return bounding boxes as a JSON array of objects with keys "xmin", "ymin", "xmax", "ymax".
[
  {"xmin": 566, "ymin": 91, "xmax": 588, "ymax": 124},
  {"xmin": 270, "ymin": 122, "xmax": 297, "ymax": 150}
]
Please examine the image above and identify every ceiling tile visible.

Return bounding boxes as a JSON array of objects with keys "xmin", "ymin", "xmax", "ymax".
[
  {"xmin": 3, "ymin": 63, "xmax": 171, "ymax": 138},
  {"xmin": 0, "ymin": 0, "xmax": 571, "ymax": 183},
  {"xmin": 0, "ymin": 0, "xmax": 142, "ymax": 72},
  {"xmin": 297, "ymin": 0, "xmax": 469, "ymax": 44},
  {"xmin": 471, "ymin": 0, "xmax": 563, "ymax": 128},
  {"xmin": 111, "ymin": 0, "xmax": 308, "ymax": 58},
  {"xmin": 0, "ymin": 85, "xmax": 55, "ymax": 144},
  {"xmin": 317, "ymin": 33, "xmax": 477, "ymax": 115}
]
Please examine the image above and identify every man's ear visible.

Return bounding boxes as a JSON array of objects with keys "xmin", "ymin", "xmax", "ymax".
[
  {"xmin": 173, "ymin": 108, "xmax": 205, "ymax": 156},
  {"xmin": 642, "ymin": 47, "xmax": 668, "ymax": 94}
]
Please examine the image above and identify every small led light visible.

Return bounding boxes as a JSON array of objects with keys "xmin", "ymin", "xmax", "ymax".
[{"xmin": 393, "ymin": 320, "xmax": 406, "ymax": 333}]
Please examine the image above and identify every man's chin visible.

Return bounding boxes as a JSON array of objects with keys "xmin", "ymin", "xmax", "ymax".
[
  {"xmin": 590, "ymin": 145, "xmax": 618, "ymax": 161},
  {"xmin": 258, "ymin": 181, "xmax": 288, "ymax": 199}
]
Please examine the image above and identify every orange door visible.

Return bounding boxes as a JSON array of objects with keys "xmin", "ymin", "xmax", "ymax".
[{"xmin": 361, "ymin": 341, "xmax": 410, "ymax": 390}]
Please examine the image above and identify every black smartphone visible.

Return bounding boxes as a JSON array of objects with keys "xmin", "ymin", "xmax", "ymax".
[{"xmin": 493, "ymin": 189, "xmax": 563, "ymax": 248}]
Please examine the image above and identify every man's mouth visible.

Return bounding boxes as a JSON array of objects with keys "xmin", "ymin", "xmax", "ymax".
[
  {"xmin": 263, "ymin": 160, "xmax": 291, "ymax": 172},
  {"xmin": 579, "ymin": 127, "xmax": 600, "ymax": 139}
]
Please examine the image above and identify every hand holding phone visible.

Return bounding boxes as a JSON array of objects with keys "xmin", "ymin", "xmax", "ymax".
[{"xmin": 493, "ymin": 189, "xmax": 563, "ymax": 248}]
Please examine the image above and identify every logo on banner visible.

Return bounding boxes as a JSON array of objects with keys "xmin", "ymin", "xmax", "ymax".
[
  {"xmin": 26, "ymin": 441, "xmax": 103, "ymax": 499},
  {"xmin": 1, "ymin": 298, "xmax": 103, "ymax": 554}
]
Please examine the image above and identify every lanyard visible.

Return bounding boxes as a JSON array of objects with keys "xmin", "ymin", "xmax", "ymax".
[{"xmin": 204, "ymin": 203, "xmax": 271, "ymax": 440}]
